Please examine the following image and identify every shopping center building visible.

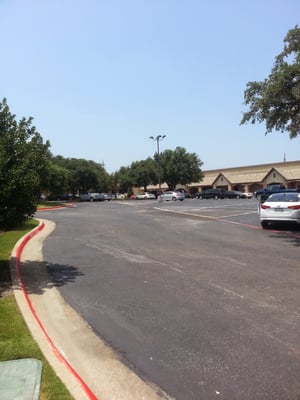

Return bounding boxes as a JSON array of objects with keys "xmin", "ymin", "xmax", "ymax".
[
  {"xmin": 187, "ymin": 160, "xmax": 300, "ymax": 194},
  {"xmin": 146, "ymin": 160, "xmax": 300, "ymax": 194}
]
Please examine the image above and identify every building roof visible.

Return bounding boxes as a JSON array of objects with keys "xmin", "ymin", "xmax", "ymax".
[
  {"xmin": 146, "ymin": 160, "xmax": 300, "ymax": 191},
  {"xmin": 189, "ymin": 160, "xmax": 300, "ymax": 187}
]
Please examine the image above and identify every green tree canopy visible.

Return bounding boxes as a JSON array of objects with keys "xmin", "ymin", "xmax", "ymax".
[
  {"xmin": 130, "ymin": 158, "xmax": 157, "ymax": 192},
  {"xmin": 43, "ymin": 162, "xmax": 70, "ymax": 196},
  {"xmin": 0, "ymin": 98, "xmax": 50, "ymax": 229},
  {"xmin": 113, "ymin": 166, "xmax": 133, "ymax": 194},
  {"xmin": 240, "ymin": 26, "xmax": 300, "ymax": 138},
  {"xmin": 51, "ymin": 156, "xmax": 110, "ymax": 193},
  {"xmin": 158, "ymin": 147, "xmax": 203, "ymax": 190}
]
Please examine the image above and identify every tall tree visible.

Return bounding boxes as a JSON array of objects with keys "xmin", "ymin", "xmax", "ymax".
[
  {"xmin": 158, "ymin": 147, "xmax": 203, "ymax": 190},
  {"xmin": 0, "ymin": 98, "xmax": 50, "ymax": 229},
  {"xmin": 51, "ymin": 156, "xmax": 110, "ymax": 193},
  {"xmin": 43, "ymin": 162, "xmax": 70, "ymax": 196},
  {"xmin": 130, "ymin": 158, "xmax": 157, "ymax": 192},
  {"xmin": 113, "ymin": 166, "xmax": 132, "ymax": 194},
  {"xmin": 240, "ymin": 26, "xmax": 300, "ymax": 138}
]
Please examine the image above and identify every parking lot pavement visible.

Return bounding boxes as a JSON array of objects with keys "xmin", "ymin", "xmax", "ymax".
[
  {"xmin": 149, "ymin": 198, "xmax": 260, "ymax": 227},
  {"xmin": 10, "ymin": 219, "xmax": 173, "ymax": 400}
]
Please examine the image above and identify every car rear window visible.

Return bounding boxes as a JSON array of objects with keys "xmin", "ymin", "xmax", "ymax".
[{"xmin": 267, "ymin": 193, "xmax": 300, "ymax": 202}]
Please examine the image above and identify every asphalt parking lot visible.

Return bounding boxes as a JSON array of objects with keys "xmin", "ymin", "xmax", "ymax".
[
  {"xmin": 152, "ymin": 196, "xmax": 260, "ymax": 224},
  {"xmin": 38, "ymin": 198, "xmax": 300, "ymax": 400}
]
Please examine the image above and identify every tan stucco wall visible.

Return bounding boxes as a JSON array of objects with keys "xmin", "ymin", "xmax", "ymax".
[{"xmin": 145, "ymin": 160, "xmax": 300, "ymax": 193}]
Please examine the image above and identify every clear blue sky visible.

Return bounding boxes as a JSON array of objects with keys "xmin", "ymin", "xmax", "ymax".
[{"xmin": 1, "ymin": 0, "xmax": 299, "ymax": 173}]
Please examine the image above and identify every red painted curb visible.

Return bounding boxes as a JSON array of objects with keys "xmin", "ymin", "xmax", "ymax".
[
  {"xmin": 15, "ymin": 222, "xmax": 98, "ymax": 400},
  {"xmin": 37, "ymin": 206, "xmax": 64, "ymax": 211},
  {"xmin": 37, "ymin": 204, "xmax": 76, "ymax": 211}
]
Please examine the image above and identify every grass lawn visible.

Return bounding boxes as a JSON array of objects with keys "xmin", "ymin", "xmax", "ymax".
[{"xmin": 0, "ymin": 220, "xmax": 73, "ymax": 400}]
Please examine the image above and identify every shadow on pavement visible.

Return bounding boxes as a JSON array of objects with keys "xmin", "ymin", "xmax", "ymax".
[
  {"xmin": 46, "ymin": 262, "xmax": 85, "ymax": 287},
  {"xmin": 12, "ymin": 258, "xmax": 84, "ymax": 295},
  {"xmin": 265, "ymin": 224, "xmax": 300, "ymax": 247},
  {"xmin": 270, "ymin": 230, "xmax": 300, "ymax": 247}
]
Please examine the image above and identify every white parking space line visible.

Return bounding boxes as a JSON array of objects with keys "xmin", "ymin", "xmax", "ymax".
[
  {"xmin": 218, "ymin": 211, "xmax": 258, "ymax": 218},
  {"xmin": 117, "ymin": 201, "xmax": 137, "ymax": 206},
  {"xmin": 169, "ymin": 266, "xmax": 185, "ymax": 274},
  {"xmin": 153, "ymin": 207, "xmax": 219, "ymax": 220},
  {"xmin": 208, "ymin": 283, "xmax": 245, "ymax": 299},
  {"xmin": 153, "ymin": 207, "xmax": 257, "ymax": 220}
]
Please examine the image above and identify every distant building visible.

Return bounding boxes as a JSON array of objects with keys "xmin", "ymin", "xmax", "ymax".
[
  {"xmin": 146, "ymin": 160, "xmax": 300, "ymax": 193},
  {"xmin": 187, "ymin": 160, "xmax": 300, "ymax": 193}
]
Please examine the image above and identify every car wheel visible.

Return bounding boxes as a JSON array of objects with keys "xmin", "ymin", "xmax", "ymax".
[
  {"xmin": 90, "ymin": 197, "xmax": 94, "ymax": 202},
  {"xmin": 214, "ymin": 195, "xmax": 218, "ymax": 199},
  {"xmin": 261, "ymin": 221, "xmax": 269, "ymax": 229},
  {"xmin": 199, "ymin": 196, "xmax": 203, "ymax": 200},
  {"xmin": 172, "ymin": 197, "xmax": 177, "ymax": 201}
]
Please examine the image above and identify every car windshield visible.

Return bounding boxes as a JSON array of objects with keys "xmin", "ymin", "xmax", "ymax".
[{"xmin": 267, "ymin": 193, "xmax": 300, "ymax": 202}]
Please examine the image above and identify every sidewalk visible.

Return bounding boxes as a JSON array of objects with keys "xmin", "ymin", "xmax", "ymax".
[{"xmin": 10, "ymin": 218, "xmax": 172, "ymax": 400}]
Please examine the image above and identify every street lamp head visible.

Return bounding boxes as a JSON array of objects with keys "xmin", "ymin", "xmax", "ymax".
[
  {"xmin": 156, "ymin": 134, "xmax": 166, "ymax": 140},
  {"xmin": 149, "ymin": 134, "xmax": 166, "ymax": 141}
]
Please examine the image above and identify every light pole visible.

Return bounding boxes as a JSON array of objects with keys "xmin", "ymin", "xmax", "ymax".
[{"xmin": 149, "ymin": 134, "xmax": 166, "ymax": 200}]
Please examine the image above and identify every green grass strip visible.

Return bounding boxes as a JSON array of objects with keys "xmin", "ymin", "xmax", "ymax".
[{"xmin": 0, "ymin": 220, "xmax": 73, "ymax": 400}]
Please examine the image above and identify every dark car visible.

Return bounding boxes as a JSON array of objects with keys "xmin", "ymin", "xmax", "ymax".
[
  {"xmin": 196, "ymin": 188, "xmax": 226, "ymax": 199},
  {"xmin": 225, "ymin": 190, "xmax": 246, "ymax": 199},
  {"xmin": 194, "ymin": 191, "xmax": 205, "ymax": 199},
  {"xmin": 255, "ymin": 184, "xmax": 296, "ymax": 203},
  {"xmin": 46, "ymin": 193, "xmax": 74, "ymax": 201}
]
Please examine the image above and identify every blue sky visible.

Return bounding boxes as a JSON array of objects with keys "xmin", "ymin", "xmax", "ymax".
[{"xmin": 1, "ymin": 0, "xmax": 299, "ymax": 173}]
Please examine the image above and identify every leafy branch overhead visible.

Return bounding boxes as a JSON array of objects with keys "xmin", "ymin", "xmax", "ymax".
[{"xmin": 241, "ymin": 25, "xmax": 300, "ymax": 138}]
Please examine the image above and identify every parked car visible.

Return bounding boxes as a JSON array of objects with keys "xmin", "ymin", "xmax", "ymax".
[
  {"xmin": 255, "ymin": 184, "xmax": 296, "ymax": 202},
  {"xmin": 46, "ymin": 193, "xmax": 74, "ymax": 201},
  {"xmin": 103, "ymin": 193, "xmax": 112, "ymax": 201},
  {"xmin": 259, "ymin": 192, "xmax": 300, "ymax": 228},
  {"xmin": 177, "ymin": 189, "xmax": 194, "ymax": 198},
  {"xmin": 160, "ymin": 191, "xmax": 185, "ymax": 201},
  {"xmin": 225, "ymin": 190, "xmax": 246, "ymax": 199},
  {"xmin": 196, "ymin": 188, "xmax": 226, "ymax": 199},
  {"xmin": 194, "ymin": 192, "xmax": 201, "ymax": 199},
  {"xmin": 79, "ymin": 192, "xmax": 105, "ymax": 202},
  {"xmin": 135, "ymin": 192, "xmax": 156, "ymax": 200},
  {"xmin": 115, "ymin": 193, "xmax": 125, "ymax": 199},
  {"xmin": 243, "ymin": 192, "xmax": 254, "ymax": 199}
]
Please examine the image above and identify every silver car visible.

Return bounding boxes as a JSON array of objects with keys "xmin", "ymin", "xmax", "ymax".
[
  {"xmin": 136, "ymin": 192, "xmax": 156, "ymax": 200},
  {"xmin": 259, "ymin": 192, "xmax": 300, "ymax": 228},
  {"xmin": 160, "ymin": 191, "xmax": 185, "ymax": 201},
  {"xmin": 79, "ymin": 192, "xmax": 105, "ymax": 202}
]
